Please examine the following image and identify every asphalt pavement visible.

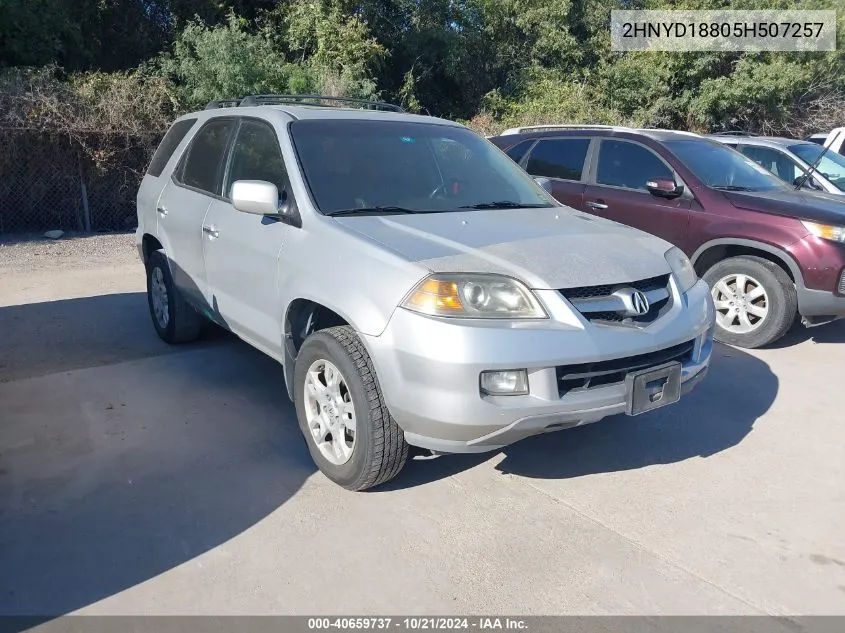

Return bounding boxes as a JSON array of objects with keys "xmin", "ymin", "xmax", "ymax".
[{"xmin": 1, "ymin": 234, "xmax": 843, "ymax": 617}]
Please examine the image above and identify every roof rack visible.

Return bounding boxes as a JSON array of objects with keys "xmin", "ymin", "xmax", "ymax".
[
  {"xmin": 642, "ymin": 128, "xmax": 701, "ymax": 137},
  {"xmin": 204, "ymin": 94, "xmax": 405, "ymax": 113},
  {"xmin": 204, "ymin": 98, "xmax": 241, "ymax": 110},
  {"xmin": 711, "ymin": 131, "xmax": 757, "ymax": 137},
  {"xmin": 499, "ymin": 124, "xmax": 628, "ymax": 136}
]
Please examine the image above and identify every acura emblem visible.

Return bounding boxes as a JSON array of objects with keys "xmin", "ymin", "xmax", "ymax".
[{"xmin": 631, "ymin": 290, "xmax": 649, "ymax": 315}]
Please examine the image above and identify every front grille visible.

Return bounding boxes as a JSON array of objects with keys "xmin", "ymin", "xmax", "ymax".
[
  {"xmin": 560, "ymin": 274, "xmax": 670, "ymax": 301},
  {"xmin": 838, "ymin": 269, "xmax": 845, "ymax": 295},
  {"xmin": 560, "ymin": 274, "xmax": 672, "ymax": 326},
  {"xmin": 584, "ymin": 296, "xmax": 670, "ymax": 324},
  {"xmin": 556, "ymin": 339, "xmax": 694, "ymax": 397}
]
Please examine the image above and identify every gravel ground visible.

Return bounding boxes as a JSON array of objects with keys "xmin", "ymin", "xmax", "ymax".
[{"xmin": 0, "ymin": 232, "xmax": 138, "ymax": 273}]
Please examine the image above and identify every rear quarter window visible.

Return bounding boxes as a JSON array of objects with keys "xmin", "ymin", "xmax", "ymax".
[{"xmin": 146, "ymin": 119, "xmax": 197, "ymax": 177}]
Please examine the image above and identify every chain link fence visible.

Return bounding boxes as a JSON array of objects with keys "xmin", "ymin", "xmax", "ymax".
[{"xmin": 0, "ymin": 129, "xmax": 155, "ymax": 235}]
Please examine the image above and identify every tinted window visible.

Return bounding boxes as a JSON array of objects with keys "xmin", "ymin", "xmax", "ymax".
[
  {"xmin": 664, "ymin": 139, "xmax": 785, "ymax": 192},
  {"xmin": 148, "ymin": 119, "xmax": 196, "ymax": 177},
  {"xmin": 289, "ymin": 120, "xmax": 554, "ymax": 214},
  {"xmin": 225, "ymin": 120, "xmax": 288, "ymax": 198},
  {"xmin": 504, "ymin": 139, "xmax": 535, "ymax": 164},
  {"xmin": 179, "ymin": 119, "xmax": 235, "ymax": 194},
  {"xmin": 525, "ymin": 139, "xmax": 589, "ymax": 181},
  {"xmin": 740, "ymin": 146, "xmax": 801, "ymax": 182},
  {"xmin": 596, "ymin": 140, "xmax": 672, "ymax": 190}
]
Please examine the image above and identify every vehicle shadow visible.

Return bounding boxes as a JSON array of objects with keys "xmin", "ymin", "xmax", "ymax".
[
  {"xmin": 764, "ymin": 318, "xmax": 845, "ymax": 348},
  {"xmin": 0, "ymin": 292, "xmax": 232, "ymax": 384},
  {"xmin": 390, "ymin": 342, "xmax": 777, "ymax": 488},
  {"xmin": 0, "ymin": 293, "xmax": 314, "ymax": 617}
]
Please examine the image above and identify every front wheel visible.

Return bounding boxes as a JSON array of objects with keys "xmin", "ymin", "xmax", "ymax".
[
  {"xmin": 294, "ymin": 326, "xmax": 408, "ymax": 491},
  {"xmin": 702, "ymin": 255, "xmax": 797, "ymax": 349}
]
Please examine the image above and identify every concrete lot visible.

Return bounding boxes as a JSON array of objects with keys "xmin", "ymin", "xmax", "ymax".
[{"xmin": 1, "ymin": 234, "xmax": 844, "ymax": 617}]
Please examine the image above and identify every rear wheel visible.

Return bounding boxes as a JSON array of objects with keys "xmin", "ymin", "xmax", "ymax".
[
  {"xmin": 294, "ymin": 326, "xmax": 408, "ymax": 491},
  {"xmin": 146, "ymin": 249, "xmax": 202, "ymax": 344},
  {"xmin": 702, "ymin": 255, "xmax": 796, "ymax": 348}
]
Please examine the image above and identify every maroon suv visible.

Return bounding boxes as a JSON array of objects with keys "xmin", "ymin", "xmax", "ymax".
[{"xmin": 490, "ymin": 125, "xmax": 845, "ymax": 348}]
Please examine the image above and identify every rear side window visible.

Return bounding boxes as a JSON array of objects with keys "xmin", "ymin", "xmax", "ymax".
[
  {"xmin": 740, "ymin": 146, "xmax": 801, "ymax": 182},
  {"xmin": 525, "ymin": 138, "xmax": 590, "ymax": 181},
  {"xmin": 504, "ymin": 139, "xmax": 535, "ymax": 165},
  {"xmin": 177, "ymin": 119, "xmax": 235, "ymax": 195},
  {"xmin": 596, "ymin": 140, "xmax": 672, "ymax": 190},
  {"xmin": 225, "ymin": 119, "xmax": 288, "ymax": 198},
  {"xmin": 147, "ymin": 119, "xmax": 196, "ymax": 177}
]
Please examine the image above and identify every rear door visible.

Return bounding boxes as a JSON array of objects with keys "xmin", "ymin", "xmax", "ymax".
[
  {"xmin": 520, "ymin": 137, "xmax": 591, "ymax": 208},
  {"xmin": 583, "ymin": 138, "xmax": 691, "ymax": 249},
  {"xmin": 137, "ymin": 118, "xmax": 197, "ymax": 240},
  {"xmin": 202, "ymin": 117, "xmax": 293, "ymax": 356},
  {"xmin": 156, "ymin": 117, "xmax": 236, "ymax": 307}
]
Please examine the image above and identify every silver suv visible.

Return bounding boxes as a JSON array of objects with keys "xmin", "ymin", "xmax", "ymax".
[
  {"xmin": 709, "ymin": 133, "xmax": 845, "ymax": 195},
  {"xmin": 136, "ymin": 95, "xmax": 715, "ymax": 490}
]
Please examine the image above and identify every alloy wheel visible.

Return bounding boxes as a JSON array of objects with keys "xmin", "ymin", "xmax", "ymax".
[
  {"xmin": 712, "ymin": 273, "xmax": 769, "ymax": 334},
  {"xmin": 303, "ymin": 359, "xmax": 357, "ymax": 465}
]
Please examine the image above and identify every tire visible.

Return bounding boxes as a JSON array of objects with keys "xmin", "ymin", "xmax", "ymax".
[
  {"xmin": 294, "ymin": 326, "xmax": 408, "ymax": 491},
  {"xmin": 146, "ymin": 249, "xmax": 202, "ymax": 344},
  {"xmin": 702, "ymin": 255, "xmax": 797, "ymax": 349}
]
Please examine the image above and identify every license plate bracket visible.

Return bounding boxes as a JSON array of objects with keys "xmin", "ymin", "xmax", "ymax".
[{"xmin": 625, "ymin": 361, "xmax": 682, "ymax": 416}]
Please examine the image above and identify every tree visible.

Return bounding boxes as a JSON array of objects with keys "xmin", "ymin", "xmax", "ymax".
[{"xmin": 157, "ymin": 13, "xmax": 315, "ymax": 109}]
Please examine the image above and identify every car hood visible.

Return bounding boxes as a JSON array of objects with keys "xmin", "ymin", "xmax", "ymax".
[
  {"xmin": 334, "ymin": 208, "xmax": 672, "ymax": 290},
  {"xmin": 722, "ymin": 189, "xmax": 845, "ymax": 225}
]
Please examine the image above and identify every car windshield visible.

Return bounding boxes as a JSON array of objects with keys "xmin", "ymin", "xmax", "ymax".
[
  {"xmin": 789, "ymin": 143, "xmax": 845, "ymax": 191},
  {"xmin": 664, "ymin": 139, "xmax": 787, "ymax": 192},
  {"xmin": 289, "ymin": 119, "xmax": 556, "ymax": 214}
]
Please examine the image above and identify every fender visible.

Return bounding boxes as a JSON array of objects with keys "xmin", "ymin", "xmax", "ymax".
[{"xmin": 690, "ymin": 238, "xmax": 806, "ymax": 290}]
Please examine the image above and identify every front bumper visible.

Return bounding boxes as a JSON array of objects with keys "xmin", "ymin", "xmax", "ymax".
[
  {"xmin": 363, "ymin": 279, "xmax": 715, "ymax": 454},
  {"xmin": 791, "ymin": 235, "xmax": 845, "ymax": 320},
  {"xmin": 796, "ymin": 287, "xmax": 845, "ymax": 323}
]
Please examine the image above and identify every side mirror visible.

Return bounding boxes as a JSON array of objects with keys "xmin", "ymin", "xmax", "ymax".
[
  {"xmin": 232, "ymin": 180, "xmax": 288, "ymax": 217},
  {"xmin": 646, "ymin": 178, "xmax": 684, "ymax": 199},
  {"xmin": 533, "ymin": 176, "xmax": 554, "ymax": 194}
]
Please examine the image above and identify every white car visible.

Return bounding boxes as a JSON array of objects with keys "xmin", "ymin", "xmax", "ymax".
[{"xmin": 806, "ymin": 127, "xmax": 845, "ymax": 156}]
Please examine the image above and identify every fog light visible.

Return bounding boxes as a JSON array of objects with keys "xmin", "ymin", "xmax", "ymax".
[{"xmin": 480, "ymin": 370, "xmax": 529, "ymax": 396}]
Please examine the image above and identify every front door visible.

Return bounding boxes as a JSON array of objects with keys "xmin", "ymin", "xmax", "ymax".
[
  {"xmin": 156, "ymin": 118, "xmax": 235, "ymax": 307},
  {"xmin": 583, "ymin": 138, "xmax": 691, "ymax": 250},
  {"xmin": 203, "ymin": 118, "xmax": 292, "ymax": 356}
]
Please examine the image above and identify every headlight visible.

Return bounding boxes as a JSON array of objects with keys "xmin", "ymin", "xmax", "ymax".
[
  {"xmin": 802, "ymin": 220, "xmax": 845, "ymax": 243},
  {"xmin": 665, "ymin": 247, "xmax": 697, "ymax": 294},
  {"xmin": 401, "ymin": 274, "xmax": 548, "ymax": 319}
]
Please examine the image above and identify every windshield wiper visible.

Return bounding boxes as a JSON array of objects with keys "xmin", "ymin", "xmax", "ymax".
[
  {"xmin": 796, "ymin": 141, "xmax": 835, "ymax": 190},
  {"xmin": 459, "ymin": 201, "xmax": 551, "ymax": 209},
  {"xmin": 325, "ymin": 206, "xmax": 422, "ymax": 217},
  {"xmin": 712, "ymin": 185, "xmax": 756, "ymax": 192}
]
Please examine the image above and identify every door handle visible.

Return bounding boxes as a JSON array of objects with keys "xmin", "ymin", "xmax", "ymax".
[
  {"xmin": 202, "ymin": 225, "xmax": 219, "ymax": 238},
  {"xmin": 156, "ymin": 205, "xmax": 168, "ymax": 216},
  {"xmin": 586, "ymin": 200, "xmax": 608, "ymax": 210}
]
